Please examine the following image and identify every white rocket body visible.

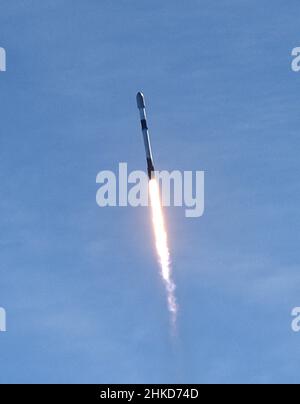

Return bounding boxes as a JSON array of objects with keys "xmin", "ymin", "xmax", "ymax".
[{"xmin": 136, "ymin": 92, "xmax": 155, "ymax": 179}]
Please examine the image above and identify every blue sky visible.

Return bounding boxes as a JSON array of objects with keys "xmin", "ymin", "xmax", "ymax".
[{"xmin": 0, "ymin": 0, "xmax": 300, "ymax": 383}]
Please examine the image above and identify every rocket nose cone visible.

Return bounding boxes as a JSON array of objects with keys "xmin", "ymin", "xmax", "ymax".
[{"xmin": 136, "ymin": 92, "xmax": 145, "ymax": 109}]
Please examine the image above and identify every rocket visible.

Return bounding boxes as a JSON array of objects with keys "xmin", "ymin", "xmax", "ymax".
[{"xmin": 136, "ymin": 92, "xmax": 155, "ymax": 180}]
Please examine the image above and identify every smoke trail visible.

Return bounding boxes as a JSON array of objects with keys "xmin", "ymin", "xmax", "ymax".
[{"xmin": 149, "ymin": 179, "xmax": 177, "ymax": 325}]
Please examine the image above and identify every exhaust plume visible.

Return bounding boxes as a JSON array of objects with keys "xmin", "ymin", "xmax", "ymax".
[{"xmin": 149, "ymin": 178, "xmax": 177, "ymax": 325}]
